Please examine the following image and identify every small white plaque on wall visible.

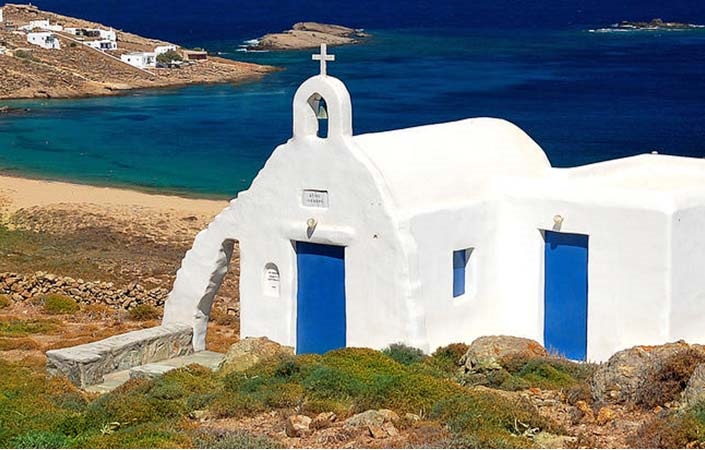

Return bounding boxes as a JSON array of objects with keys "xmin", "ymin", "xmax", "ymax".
[{"xmin": 302, "ymin": 190, "xmax": 329, "ymax": 208}]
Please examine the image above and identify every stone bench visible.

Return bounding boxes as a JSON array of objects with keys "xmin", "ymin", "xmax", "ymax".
[{"xmin": 46, "ymin": 323, "xmax": 193, "ymax": 387}]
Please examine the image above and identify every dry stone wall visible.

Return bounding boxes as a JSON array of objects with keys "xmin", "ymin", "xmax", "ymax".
[{"xmin": 0, "ymin": 271, "xmax": 169, "ymax": 309}]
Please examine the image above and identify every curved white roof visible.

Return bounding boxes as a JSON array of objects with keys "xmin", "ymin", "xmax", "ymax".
[{"xmin": 352, "ymin": 118, "xmax": 551, "ymax": 212}]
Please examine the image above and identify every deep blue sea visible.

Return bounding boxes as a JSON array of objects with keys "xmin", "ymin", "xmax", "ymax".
[{"xmin": 1, "ymin": 1, "xmax": 705, "ymax": 197}]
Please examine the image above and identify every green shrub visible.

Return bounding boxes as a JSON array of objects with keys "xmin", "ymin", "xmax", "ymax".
[
  {"xmin": 0, "ymin": 294, "xmax": 11, "ymax": 309},
  {"xmin": 128, "ymin": 304, "xmax": 161, "ymax": 321},
  {"xmin": 42, "ymin": 294, "xmax": 80, "ymax": 315},
  {"xmin": 193, "ymin": 430, "xmax": 283, "ymax": 449},
  {"xmin": 0, "ymin": 318, "xmax": 59, "ymax": 336},
  {"xmin": 429, "ymin": 342, "xmax": 469, "ymax": 374},
  {"xmin": 9, "ymin": 430, "xmax": 70, "ymax": 449},
  {"xmin": 157, "ymin": 49, "xmax": 183, "ymax": 64},
  {"xmin": 383, "ymin": 343, "xmax": 426, "ymax": 366},
  {"xmin": 14, "ymin": 49, "xmax": 32, "ymax": 60}
]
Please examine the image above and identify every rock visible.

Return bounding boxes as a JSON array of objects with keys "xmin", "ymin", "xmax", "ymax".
[
  {"xmin": 378, "ymin": 409, "xmax": 400, "ymax": 424},
  {"xmin": 682, "ymin": 363, "xmax": 705, "ymax": 407},
  {"xmin": 344, "ymin": 410, "xmax": 386, "ymax": 428},
  {"xmin": 189, "ymin": 409, "xmax": 209, "ymax": 420},
  {"xmin": 285, "ymin": 414, "xmax": 312, "ymax": 438},
  {"xmin": 591, "ymin": 341, "xmax": 705, "ymax": 405},
  {"xmin": 311, "ymin": 411, "xmax": 337, "ymax": 430},
  {"xmin": 459, "ymin": 335, "xmax": 548, "ymax": 373},
  {"xmin": 575, "ymin": 400, "xmax": 594, "ymax": 422},
  {"xmin": 368, "ymin": 424, "xmax": 387, "ymax": 439},
  {"xmin": 219, "ymin": 337, "xmax": 294, "ymax": 374},
  {"xmin": 595, "ymin": 407, "xmax": 615, "ymax": 426},
  {"xmin": 382, "ymin": 421, "xmax": 399, "ymax": 437}
]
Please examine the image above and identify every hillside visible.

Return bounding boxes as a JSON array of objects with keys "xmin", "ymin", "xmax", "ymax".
[{"xmin": 0, "ymin": 3, "xmax": 277, "ymax": 99}]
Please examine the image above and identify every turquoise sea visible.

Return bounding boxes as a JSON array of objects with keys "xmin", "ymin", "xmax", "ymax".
[{"xmin": 1, "ymin": 1, "xmax": 705, "ymax": 197}]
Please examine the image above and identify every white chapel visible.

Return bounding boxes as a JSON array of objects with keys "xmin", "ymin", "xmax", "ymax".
[{"xmin": 162, "ymin": 44, "xmax": 705, "ymax": 362}]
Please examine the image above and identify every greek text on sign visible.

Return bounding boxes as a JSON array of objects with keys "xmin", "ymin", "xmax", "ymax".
[{"xmin": 302, "ymin": 190, "xmax": 329, "ymax": 208}]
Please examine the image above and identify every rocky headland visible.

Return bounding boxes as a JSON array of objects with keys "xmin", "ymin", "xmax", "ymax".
[
  {"xmin": 248, "ymin": 22, "xmax": 369, "ymax": 51},
  {"xmin": 0, "ymin": 4, "xmax": 277, "ymax": 100}
]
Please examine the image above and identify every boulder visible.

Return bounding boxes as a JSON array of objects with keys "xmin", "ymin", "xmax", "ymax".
[
  {"xmin": 344, "ymin": 410, "xmax": 386, "ymax": 428},
  {"xmin": 591, "ymin": 341, "xmax": 705, "ymax": 406},
  {"xmin": 311, "ymin": 411, "xmax": 337, "ymax": 430},
  {"xmin": 682, "ymin": 363, "xmax": 705, "ymax": 407},
  {"xmin": 219, "ymin": 337, "xmax": 294, "ymax": 374},
  {"xmin": 459, "ymin": 335, "xmax": 548, "ymax": 373},
  {"xmin": 285, "ymin": 414, "xmax": 312, "ymax": 438}
]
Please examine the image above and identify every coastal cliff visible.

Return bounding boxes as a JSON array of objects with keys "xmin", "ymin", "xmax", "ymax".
[
  {"xmin": 0, "ymin": 4, "xmax": 277, "ymax": 100},
  {"xmin": 248, "ymin": 22, "xmax": 369, "ymax": 50}
]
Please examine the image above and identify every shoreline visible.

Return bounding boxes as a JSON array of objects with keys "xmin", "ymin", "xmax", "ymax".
[
  {"xmin": 0, "ymin": 171, "xmax": 229, "ymax": 221},
  {"xmin": 0, "ymin": 65, "xmax": 280, "ymax": 101}
]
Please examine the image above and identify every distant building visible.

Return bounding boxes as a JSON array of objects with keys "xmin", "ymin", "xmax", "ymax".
[
  {"xmin": 85, "ymin": 40, "xmax": 117, "ymax": 51},
  {"xmin": 154, "ymin": 44, "xmax": 177, "ymax": 55},
  {"xmin": 26, "ymin": 32, "xmax": 61, "ymax": 49},
  {"xmin": 121, "ymin": 52, "xmax": 156, "ymax": 69},
  {"xmin": 20, "ymin": 19, "xmax": 62, "ymax": 32},
  {"xmin": 183, "ymin": 50, "xmax": 207, "ymax": 61},
  {"xmin": 0, "ymin": 7, "xmax": 4, "ymax": 23},
  {"xmin": 98, "ymin": 28, "xmax": 116, "ymax": 41}
]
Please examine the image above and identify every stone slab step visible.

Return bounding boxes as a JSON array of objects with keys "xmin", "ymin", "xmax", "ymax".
[
  {"xmin": 85, "ymin": 351, "xmax": 225, "ymax": 393},
  {"xmin": 46, "ymin": 323, "xmax": 194, "ymax": 387}
]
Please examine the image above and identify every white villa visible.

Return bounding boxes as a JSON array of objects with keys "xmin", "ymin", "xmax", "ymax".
[
  {"xmin": 121, "ymin": 51, "xmax": 156, "ymax": 69},
  {"xmin": 0, "ymin": 7, "xmax": 4, "ymax": 23},
  {"xmin": 155, "ymin": 44, "xmax": 178, "ymax": 55},
  {"xmin": 20, "ymin": 19, "xmax": 63, "ymax": 32},
  {"xmin": 158, "ymin": 45, "xmax": 705, "ymax": 363},
  {"xmin": 85, "ymin": 39, "xmax": 117, "ymax": 51},
  {"xmin": 27, "ymin": 32, "xmax": 60, "ymax": 49}
]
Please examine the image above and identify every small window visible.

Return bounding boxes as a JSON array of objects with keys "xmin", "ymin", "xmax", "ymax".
[{"xmin": 453, "ymin": 248, "xmax": 474, "ymax": 298}]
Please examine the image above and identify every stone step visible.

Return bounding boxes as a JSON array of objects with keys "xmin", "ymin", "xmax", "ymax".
[
  {"xmin": 85, "ymin": 350, "xmax": 225, "ymax": 393},
  {"xmin": 46, "ymin": 323, "xmax": 194, "ymax": 387}
]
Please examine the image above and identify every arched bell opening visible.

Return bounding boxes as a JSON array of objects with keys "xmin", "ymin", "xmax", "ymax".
[{"xmin": 307, "ymin": 93, "xmax": 329, "ymax": 138}]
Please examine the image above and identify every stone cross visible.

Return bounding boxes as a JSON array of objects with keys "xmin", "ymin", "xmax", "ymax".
[{"xmin": 312, "ymin": 43, "xmax": 335, "ymax": 76}]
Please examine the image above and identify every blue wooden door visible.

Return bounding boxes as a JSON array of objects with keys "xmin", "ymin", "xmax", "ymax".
[
  {"xmin": 544, "ymin": 231, "xmax": 588, "ymax": 360},
  {"xmin": 296, "ymin": 242, "xmax": 346, "ymax": 354}
]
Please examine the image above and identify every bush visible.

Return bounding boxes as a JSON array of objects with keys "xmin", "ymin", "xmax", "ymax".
[
  {"xmin": 383, "ymin": 343, "xmax": 426, "ymax": 366},
  {"xmin": 193, "ymin": 430, "xmax": 283, "ymax": 449},
  {"xmin": 9, "ymin": 430, "xmax": 70, "ymax": 449},
  {"xmin": 14, "ymin": 49, "xmax": 32, "ymax": 60},
  {"xmin": 637, "ymin": 348, "xmax": 705, "ymax": 409},
  {"xmin": 0, "ymin": 294, "xmax": 11, "ymax": 309},
  {"xmin": 0, "ymin": 318, "xmax": 59, "ymax": 337},
  {"xmin": 429, "ymin": 342, "xmax": 469, "ymax": 374},
  {"xmin": 42, "ymin": 294, "xmax": 80, "ymax": 315},
  {"xmin": 128, "ymin": 304, "xmax": 161, "ymax": 321},
  {"xmin": 156, "ymin": 49, "xmax": 182, "ymax": 64}
]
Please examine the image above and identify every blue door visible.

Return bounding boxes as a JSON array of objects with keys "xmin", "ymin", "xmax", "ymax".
[
  {"xmin": 296, "ymin": 242, "xmax": 346, "ymax": 354},
  {"xmin": 544, "ymin": 231, "xmax": 588, "ymax": 360}
]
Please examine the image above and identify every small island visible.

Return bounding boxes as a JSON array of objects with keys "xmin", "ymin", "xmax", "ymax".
[
  {"xmin": 608, "ymin": 18, "xmax": 704, "ymax": 31},
  {"xmin": 0, "ymin": 3, "xmax": 278, "ymax": 100},
  {"xmin": 247, "ymin": 22, "xmax": 369, "ymax": 51}
]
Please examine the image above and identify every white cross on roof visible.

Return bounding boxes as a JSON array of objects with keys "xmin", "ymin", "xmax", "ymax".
[{"xmin": 312, "ymin": 43, "xmax": 335, "ymax": 76}]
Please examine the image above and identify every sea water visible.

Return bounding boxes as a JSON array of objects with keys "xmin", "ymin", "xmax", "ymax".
[{"xmin": 0, "ymin": 1, "xmax": 704, "ymax": 197}]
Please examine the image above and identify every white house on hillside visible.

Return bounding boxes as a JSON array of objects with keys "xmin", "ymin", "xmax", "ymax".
[
  {"xmin": 121, "ymin": 52, "xmax": 156, "ymax": 69},
  {"xmin": 85, "ymin": 39, "xmax": 117, "ymax": 51},
  {"xmin": 27, "ymin": 32, "xmax": 60, "ymax": 49},
  {"xmin": 155, "ymin": 44, "xmax": 177, "ymax": 55},
  {"xmin": 20, "ymin": 19, "xmax": 62, "ymax": 32},
  {"xmin": 0, "ymin": 7, "xmax": 4, "ymax": 23},
  {"xmin": 161, "ymin": 45, "xmax": 705, "ymax": 363}
]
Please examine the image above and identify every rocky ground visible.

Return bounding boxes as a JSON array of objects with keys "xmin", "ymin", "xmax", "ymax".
[
  {"xmin": 249, "ymin": 22, "xmax": 369, "ymax": 51},
  {"xmin": 0, "ymin": 4, "xmax": 277, "ymax": 99}
]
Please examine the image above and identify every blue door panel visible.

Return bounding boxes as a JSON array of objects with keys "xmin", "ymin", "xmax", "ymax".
[
  {"xmin": 296, "ymin": 242, "xmax": 346, "ymax": 354},
  {"xmin": 544, "ymin": 231, "xmax": 588, "ymax": 360}
]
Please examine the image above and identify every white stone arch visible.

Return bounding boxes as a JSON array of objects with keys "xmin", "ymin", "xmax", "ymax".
[{"xmin": 162, "ymin": 203, "xmax": 239, "ymax": 351}]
